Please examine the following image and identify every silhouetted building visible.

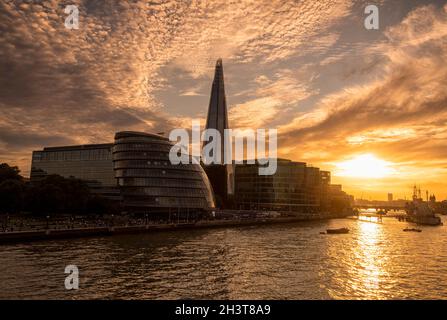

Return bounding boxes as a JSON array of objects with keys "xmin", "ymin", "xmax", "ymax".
[
  {"xmin": 234, "ymin": 159, "xmax": 323, "ymax": 214},
  {"xmin": 327, "ymin": 184, "xmax": 353, "ymax": 208},
  {"xmin": 388, "ymin": 193, "xmax": 393, "ymax": 202},
  {"xmin": 205, "ymin": 58, "xmax": 230, "ymax": 158},
  {"xmin": 30, "ymin": 144, "xmax": 120, "ymax": 200},
  {"xmin": 320, "ymin": 171, "xmax": 331, "ymax": 185},
  {"xmin": 320, "ymin": 170, "xmax": 331, "ymax": 209},
  {"xmin": 203, "ymin": 58, "xmax": 234, "ymax": 208},
  {"xmin": 31, "ymin": 132, "xmax": 215, "ymax": 217},
  {"xmin": 234, "ymin": 159, "xmax": 352, "ymax": 216},
  {"xmin": 113, "ymin": 131, "xmax": 214, "ymax": 217}
]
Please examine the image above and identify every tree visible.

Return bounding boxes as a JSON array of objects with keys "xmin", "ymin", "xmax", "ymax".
[
  {"xmin": 0, "ymin": 179, "xmax": 24, "ymax": 213},
  {"xmin": 0, "ymin": 163, "xmax": 22, "ymax": 183},
  {"xmin": 0, "ymin": 163, "xmax": 25, "ymax": 214},
  {"xmin": 87, "ymin": 196, "xmax": 120, "ymax": 215},
  {"xmin": 25, "ymin": 175, "xmax": 91, "ymax": 215},
  {"xmin": 24, "ymin": 174, "xmax": 118, "ymax": 215},
  {"xmin": 0, "ymin": 162, "xmax": 119, "ymax": 216}
]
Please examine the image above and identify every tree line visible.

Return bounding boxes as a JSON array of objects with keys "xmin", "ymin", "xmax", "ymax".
[{"xmin": 0, "ymin": 163, "xmax": 119, "ymax": 215}]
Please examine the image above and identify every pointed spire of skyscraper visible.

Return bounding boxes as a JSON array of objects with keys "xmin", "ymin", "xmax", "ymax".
[
  {"xmin": 205, "ymin": 58, "xmax": 229, "ymax": 143},
  {"xmin": 203, "ymin": 59, "xmax": 234, "ymax": 199}
]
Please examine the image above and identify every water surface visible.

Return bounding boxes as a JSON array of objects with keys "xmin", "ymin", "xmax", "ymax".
[{"xmin": 0, "ymin": 217, "xmax": 446, "ymax": 299}]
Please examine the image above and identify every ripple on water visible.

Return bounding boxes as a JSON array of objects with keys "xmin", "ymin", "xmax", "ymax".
[{"xmin": 0, "ymin": 217, "xmax": 447, "ymax": 299}]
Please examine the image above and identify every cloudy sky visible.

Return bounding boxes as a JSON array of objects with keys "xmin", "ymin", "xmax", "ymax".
[{"xmin": 1, "ymin": 0, "xmax": 447, "ymax": 200}]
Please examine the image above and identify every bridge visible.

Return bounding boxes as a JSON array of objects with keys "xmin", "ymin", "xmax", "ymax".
[
  {"xmin": 349, "ymin": 208, "xmax": 408, "ymax": 224},
  {"xmin": 353, "ymin": 204, "xmax": 407, "ymax": 211}
]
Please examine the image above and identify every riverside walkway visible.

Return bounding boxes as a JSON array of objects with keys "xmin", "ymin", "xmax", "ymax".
[{"xmin": 0, "ymin": 216, "xmax": 329, "ymax": 244}]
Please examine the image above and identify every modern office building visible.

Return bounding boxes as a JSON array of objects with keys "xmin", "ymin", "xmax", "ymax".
[
  {"xmin": 203, "ymin": 58, "xmax": 234, "ymax": 208},
  {"xmin": 30, "ymin": 132, "xmax": 215, "ymax": 217},
  {"xmin": 234, "ymin": 159, "xmax": 322, "ymax": 213},
  {"xmin": 327, "ymin": 184, "xmax": 353, "ymax": 208},
  {"xmin": 320, "ymin": 171, "xmax": 331, "ymax": 185},
  {"xmin": 30, "ymin": 143, "xmax": 120, "ymax": 200},
  {"xmin": 319, "ymin": 170, "xmax": 331, "ymax": 209},
  {"xmin": 234, "ymin": 159, "xmax": 351, "ymax": 215},
  {"xmin": 112, "ymin": 131, "xmax": 215, "ymax": 217}
]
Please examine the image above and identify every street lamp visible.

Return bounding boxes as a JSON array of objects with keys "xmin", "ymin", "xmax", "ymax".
[{"xmin": 46, "ymin": 215, "xmax": 50, "ymax": 229}]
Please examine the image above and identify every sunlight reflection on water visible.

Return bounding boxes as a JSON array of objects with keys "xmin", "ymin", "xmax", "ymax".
[{"xmin": 0, "ymin": 217, "xmax": 446, "ymax": 299}]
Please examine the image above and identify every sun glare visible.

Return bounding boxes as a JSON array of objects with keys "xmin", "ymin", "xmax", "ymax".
[{"xmin": 335, "ymin": 154, "xmax": 395, "ymax": 178}]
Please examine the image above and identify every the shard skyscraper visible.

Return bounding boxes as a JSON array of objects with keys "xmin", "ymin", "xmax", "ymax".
[
  {"xmin": 205, "ymin": 58, "xmax": 229, "ymax": 154},
  {"xmin": 203, "ymin": 59, "xmax": 234, "ymax": 207}
]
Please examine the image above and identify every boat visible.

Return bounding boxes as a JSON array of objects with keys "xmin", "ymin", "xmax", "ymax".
[
  {"xmin": 405, "ymin": 186, "xmax": 443, "ymax": 226},
  {"xmin": 326, "ymin": 227, "xmax": 349, "ymax": 234},
  {"xmin": 403, "ymin": 228, "xmax": 422, "ymax": 232}
]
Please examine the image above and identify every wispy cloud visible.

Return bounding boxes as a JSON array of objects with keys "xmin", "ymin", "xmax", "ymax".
[
  {"xmin": 2, "ymin": 0, "xmax": 447, "ymax": 199},
  {"xmin": 0, "ymin": 0, "xmax": 352, "ymax": 174},
  {"xmin": 277, "ymin": 3, "xmax": 447, "ymax": 197}
]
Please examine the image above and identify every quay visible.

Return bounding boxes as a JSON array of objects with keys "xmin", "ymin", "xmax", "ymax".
[{"xmin": 0, "ymin": 215, "xmax": 342, "ymax": 244}]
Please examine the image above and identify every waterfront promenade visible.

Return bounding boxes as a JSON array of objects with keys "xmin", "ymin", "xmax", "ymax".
[{"xmin": 0, "ymin": 212, "xmax": 347, "ymax": 244}]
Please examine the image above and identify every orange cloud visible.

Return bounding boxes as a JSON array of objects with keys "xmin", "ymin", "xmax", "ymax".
[{"xmin": 278, "ymin": 4, "xmax": 447, "ymax": 199}]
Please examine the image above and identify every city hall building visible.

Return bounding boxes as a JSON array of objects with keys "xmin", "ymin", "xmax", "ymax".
[{"xmin": 112, "ymin": 131, "xmax": 215, "ymax": 215}]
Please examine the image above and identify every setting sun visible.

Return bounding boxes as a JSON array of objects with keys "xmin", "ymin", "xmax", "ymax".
[{"xmin": 334, "ymin": 154, "xmax": 395, "ymax": 179}]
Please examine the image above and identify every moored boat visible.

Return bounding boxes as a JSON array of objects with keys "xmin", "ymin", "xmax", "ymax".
[
  {"xmin": 326, "ymin": 227, "xmax": 349, "ymax": 234},
  {"xmin": 405, "ymin": 186, "xmax": 443, "ymax": 226},
  {"xmin": 403, "ymin": 228, "xmax": 422, "ymax": 232}
]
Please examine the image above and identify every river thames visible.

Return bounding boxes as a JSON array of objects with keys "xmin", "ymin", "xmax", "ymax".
[{"xmin": 0, "ymin": 216, "xmax": 446, "ymax": 299}]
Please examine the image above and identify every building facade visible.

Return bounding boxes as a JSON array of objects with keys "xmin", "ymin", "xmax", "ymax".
[
  {"xmin": 234, "ymin": 159, "xmax": 352, "ymax": 216},
  {"xmin": 30, "ymin": 143, "xmax": 120, "ymax": 200},
  {"xmin": 30, "ymin": 132, "xmax": 215, "ymax": 217},
  {"xmin": 112, "ymin": 131, "xmax": 215, "ymax": 216},
  {"xmin": 234, "ymin": 159, "xmax": 324, "ymax": 213}
]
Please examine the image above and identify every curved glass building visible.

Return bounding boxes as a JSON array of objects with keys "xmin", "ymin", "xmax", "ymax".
[{"xmin": 112, "ymin": 131, "xmax": 215, "ymax": 217}]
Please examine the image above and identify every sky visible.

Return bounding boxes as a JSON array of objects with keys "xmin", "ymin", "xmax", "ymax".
[{"xmin": 1, "ymin": 0, "xmax": 447, "ymax": 200}]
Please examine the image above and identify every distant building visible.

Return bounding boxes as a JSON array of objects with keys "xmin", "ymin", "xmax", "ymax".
[
  {"xmin": 354, "ymin": 198, "xmax": 407, "ymax": 208},
  {"xmin": 388, "ymin": 193, "xmax": 393, "ymax": 202},
  {"xmin": 329, "ymin": 184, "xmax": 342, "ymax": 193},
  {"xmin": 203, "ymin": 58, "xmax": 234, "ymax": 208},
  {"xmin": 327, "ymin": 184, "xmax": 353, "ymax": 208},
  {"xmin": 30, "ymin": 132, "xmax": 215, "ymax": 218}
]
